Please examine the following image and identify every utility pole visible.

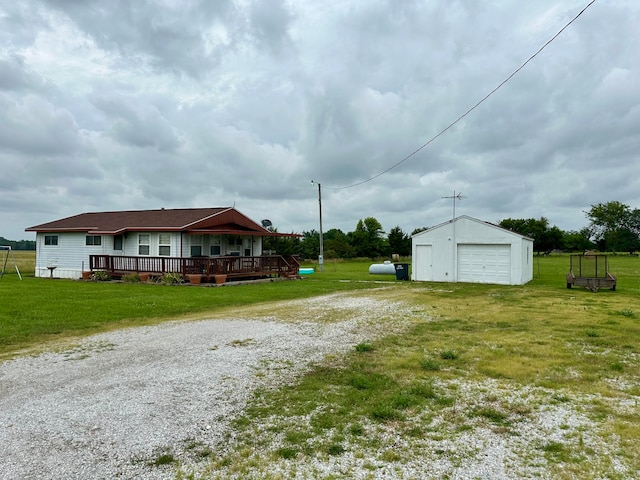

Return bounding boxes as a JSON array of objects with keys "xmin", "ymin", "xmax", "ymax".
[{"xmin": 311, "ymin": 180, "xmax": 324, "ymax": 272}]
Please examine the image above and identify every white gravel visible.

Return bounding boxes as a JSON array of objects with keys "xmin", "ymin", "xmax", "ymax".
[{"xmin": 0, "ymin": 293, "xmax": 408, "ymax": 479}]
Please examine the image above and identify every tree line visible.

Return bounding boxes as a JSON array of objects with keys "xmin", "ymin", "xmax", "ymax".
[
  {"xmin": 265, "ymin": 201, "xmax": 640, "ymax": 260},
  {"xmin": 0, "ymin": 237, "xmax": 36, "ymax": 250}
]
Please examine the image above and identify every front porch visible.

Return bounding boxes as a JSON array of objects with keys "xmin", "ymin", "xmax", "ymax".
[{"xmin": 89, "ymin": 254, "xmax": 300, "ymax": 282}]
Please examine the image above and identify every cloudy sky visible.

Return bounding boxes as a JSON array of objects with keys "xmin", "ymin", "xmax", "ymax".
[{"xmin": 1, "ymin": 0, "xmax": 638, "ymax": 241}]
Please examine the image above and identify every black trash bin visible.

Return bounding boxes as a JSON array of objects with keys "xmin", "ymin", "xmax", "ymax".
[{"xmin": 394, "ymin": 263, "xmax": 409, "ymax": 281}]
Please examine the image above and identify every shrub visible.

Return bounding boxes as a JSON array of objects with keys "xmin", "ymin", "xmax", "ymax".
[
  {"xmin": 160, "ymin": 272, "xmax": 184, "ymax": 285},
  {"xmin": 91, "ymin": 270, "xmax": 111, "ymax": 282},
  {"xmin": 122, "ymin": 273, "xmax": 140, "ymax": 283}
]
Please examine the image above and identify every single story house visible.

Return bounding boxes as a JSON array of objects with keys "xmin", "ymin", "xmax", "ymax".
[
  {"xmin": 411, "ymin": 215, "xmax": 533, "ymax": 285},
  {"xmin": 25, "ymin": 207, "xmax": 299, "ymax": 281}
]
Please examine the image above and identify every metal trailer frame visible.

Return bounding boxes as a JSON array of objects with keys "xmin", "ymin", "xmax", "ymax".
[{"xmin": 566, "ymin": 254, "xmax": 616, "ymax": 292}]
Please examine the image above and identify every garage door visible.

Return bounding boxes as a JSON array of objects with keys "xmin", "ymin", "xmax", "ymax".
[{"xmin": 457, "ymin": 244, "xmax": 511, "ymax": 284}]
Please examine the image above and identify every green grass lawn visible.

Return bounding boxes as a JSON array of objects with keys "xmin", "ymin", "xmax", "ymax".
[
  {"xmin": 2, "ymin": 253, "xmax": 639, "ymax": 478},
  {"xmin": 0, "ymin": 261, "xmax": 377, "ymax": 358},
  {"xmin": 1, "ymin": 254, "xmax": 638, "ymax": 358}
]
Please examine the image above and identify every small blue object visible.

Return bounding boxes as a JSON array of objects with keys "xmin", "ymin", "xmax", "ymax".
[{"xmin": 299, "ymin": 268, "xmax": 315, "ymax": 275}]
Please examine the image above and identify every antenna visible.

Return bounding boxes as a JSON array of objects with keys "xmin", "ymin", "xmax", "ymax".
[
  {"xmin": 261, "ymin": 219, "xmax": 272, "ymax": 228},
  {"xmin": 441, "ymin": 190, "xmax": 467, "ymax": 220}
]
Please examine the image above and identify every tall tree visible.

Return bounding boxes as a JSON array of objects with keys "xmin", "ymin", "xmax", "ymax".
[
  {"xmin": 323, "ymin": 228, "xmax": 355, "ymax": 259},
  {"xmin": 585, "ymin": 201, "xmax": 639, "ymax": 252},
  {"xmin": 349, "ymin": 217, "xmax": 387, "ymax": 258},
  {"xmin": 387, "ymin": 226, "xmax": 411, "ymax": 256},
  {"xmin": 499, "ymin": 217, "xmax": 563, "ymax": 255},
  {"xmin": 603, "ymin": 227, "xmax": 640, "ymax": 254},
  {"xmin": 585, "ymin": 201, "xmax": 630, "ymax": 239},
  {"xmin": 628, "ymin": 208, "xmax": 640, "ymax": 236},
  {"xmin": 298, "ymin": 230, "xmax": 320, "ymax": 260},
  {"xmin": 562, "ymin": 228, "xmax": 594, "ymax": 253},
  {"xmin": 262, "ymin": 228, "xmax": 300, "ymax": 256}
]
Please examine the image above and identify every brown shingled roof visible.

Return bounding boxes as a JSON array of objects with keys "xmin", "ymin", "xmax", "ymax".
[{"xmin": 25, "ymin": 207, "xmax": 275, "ymax": 235}]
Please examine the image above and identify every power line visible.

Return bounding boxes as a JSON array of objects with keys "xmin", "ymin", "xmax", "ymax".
[{"xmin": 325, "ymin": 0, "xmax": 596, "ymax": 191}]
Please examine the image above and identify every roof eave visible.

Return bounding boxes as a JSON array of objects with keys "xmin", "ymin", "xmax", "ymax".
[{"xmin": 26, "ymin": 227, "xmax": 98, "ymax": 233}]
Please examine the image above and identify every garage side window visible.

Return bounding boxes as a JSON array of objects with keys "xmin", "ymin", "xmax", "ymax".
[{"xmin": 138, "ymin": 234, "xmax": 150, "ymax": 255}]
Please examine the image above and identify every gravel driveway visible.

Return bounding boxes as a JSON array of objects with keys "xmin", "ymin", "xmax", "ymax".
[{"xmin": 0, "ymin": 292, "xmax": 407, "ymax": 479}]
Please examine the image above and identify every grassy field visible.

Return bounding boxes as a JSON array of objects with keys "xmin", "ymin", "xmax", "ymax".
[
  {"xmin": 0, "ymin": 253, "xmax": 379, "ymax": 358},
  {"xmin": 2, "ymin": 252, "xmax": 639, "ymax": 478},
  {"xmin": 1, "ymin": 249, "xmax": 35, "ymax": 276}
]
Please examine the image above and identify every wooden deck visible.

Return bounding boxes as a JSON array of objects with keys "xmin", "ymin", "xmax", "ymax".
[{"xmin": 89, "ymin": 254, "xmax": 300, "ymax": 281}]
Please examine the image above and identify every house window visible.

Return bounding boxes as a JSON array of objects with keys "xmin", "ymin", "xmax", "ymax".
[
  {"xmin": 138, "ymin": 234, "xmax": 150, "ymax": 255},
  {"xmin": 190, "ymin": 235, "xmax": 202, "ymax": 257},
  {"xmin": 210, "ymin": 236, "xmax": 221, "ymax": 256},
  {"xmin": 158, "ymin": 234, "xmax": 171, "ymax": 256},
  {"xmin": 44, "ymin": 235, "xmax": 58, "ymax": 246},
  {"xmin": 114, "ymin": 235, "xmax": 123, "ymax": 251},
  {"xmin": 86, "ymin": 235, "xmax": 102, "ymax": 246}
]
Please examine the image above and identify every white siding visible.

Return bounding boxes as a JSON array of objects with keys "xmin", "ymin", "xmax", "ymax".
[
  {"xmin": 252, "ymin": 236, "xmax": 263, "ymax": 256},
  {"xmin": 35, "ymin": 232, "xmax": 108, "ymax": 279}
]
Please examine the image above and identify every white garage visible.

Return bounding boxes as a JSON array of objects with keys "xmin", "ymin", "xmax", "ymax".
[{"xmin": 411, "ymin": 216, "xmax": 533, "ymax": 285}]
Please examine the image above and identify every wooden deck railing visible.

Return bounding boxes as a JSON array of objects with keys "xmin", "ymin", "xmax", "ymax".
[{"xmin": 89, "ymin": 254, "xmax": 300, "ymax": 280}]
